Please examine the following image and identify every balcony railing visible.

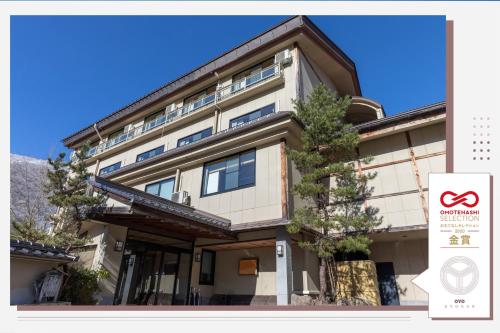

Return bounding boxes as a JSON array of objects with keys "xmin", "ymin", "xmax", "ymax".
[{"xmin": 85, "ymin": 63, "xmax": 281, "ymax": 158}]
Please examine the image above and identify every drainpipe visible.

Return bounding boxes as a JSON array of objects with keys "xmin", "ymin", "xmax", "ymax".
[
  {"xmin": 93, "ymin": 123, "xmax": 103, "ymax": 141},
  {"xmin": 94, "ymin": 159, "xmax": 100, "ymax": 177},
  {"xmin": 213, "ymin": 108, "xmax": 220, "ymax": 134},
  {"xmin": 174, "ymin": 168, "xmax": 181, "ymax": 192},
  {"xmin": 213, "ymin": 71, "xmax": 221, "ymax": 133}
]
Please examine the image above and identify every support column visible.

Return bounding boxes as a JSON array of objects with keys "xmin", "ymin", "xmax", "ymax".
[
  {"xmin": 276, "ymin": 226, "xmax": 293, "ymax": 305},
  {"xmin": 280, "ymin": 139, "xmax": 288, "ymax": 219}
]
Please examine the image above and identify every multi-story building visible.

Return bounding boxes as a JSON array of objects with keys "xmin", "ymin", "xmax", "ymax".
[{"xmin": 63, "ymin": 16, "xmax": 445, "ymax": 306}]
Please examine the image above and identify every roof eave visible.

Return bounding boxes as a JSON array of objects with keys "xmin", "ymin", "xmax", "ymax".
[{"xmin": 62, "ymin": 15, "xmax": 360, "ymax": 148}]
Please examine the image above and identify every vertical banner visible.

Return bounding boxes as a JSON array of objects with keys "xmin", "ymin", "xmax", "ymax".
[{"xmin": 413, "ymin": 173, "xmax": 491, "ymax": 319}]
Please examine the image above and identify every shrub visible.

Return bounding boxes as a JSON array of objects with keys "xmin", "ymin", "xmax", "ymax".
[{"xmin": 60, "ymin": 266, "xmax": 110, "ymax": 305}]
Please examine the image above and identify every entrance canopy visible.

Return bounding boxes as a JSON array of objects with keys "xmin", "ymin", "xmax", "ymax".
[{"xmin": 88, "ymin": 176, "xmax": 235, "ymax": 240}]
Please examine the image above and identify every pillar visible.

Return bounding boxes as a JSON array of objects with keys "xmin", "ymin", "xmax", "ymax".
[{"xmin": 276, "ymin": 226, "xmax": 293, "ymax": 305}]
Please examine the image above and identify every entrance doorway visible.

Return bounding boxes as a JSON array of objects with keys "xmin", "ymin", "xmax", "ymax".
[
  {"xmin": 114, "ymin": 232, "xmax": 193, "ymax": 305},
  {"xmin": 376, "ymin": 262, "xmax": 400, "ymax": 305}
]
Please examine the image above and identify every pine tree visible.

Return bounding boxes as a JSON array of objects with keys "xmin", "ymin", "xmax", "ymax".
[
  {"xmin": 44, "ymin": 143, "xmax": 106, "ymax": 250},
  {"xmin": 286, "ymin": 84, "xmax": 382, "ymax": 303}
]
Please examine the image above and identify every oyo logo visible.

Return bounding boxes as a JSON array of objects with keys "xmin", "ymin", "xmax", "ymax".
[{"xmin": 440, "ymin": 191, "xmax": 479, "ymax": 208}]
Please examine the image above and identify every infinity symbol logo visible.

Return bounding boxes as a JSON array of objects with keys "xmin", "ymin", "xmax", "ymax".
[{"xmin": 440, "ymin": 191, "xmax": 479, "ymax": 208}]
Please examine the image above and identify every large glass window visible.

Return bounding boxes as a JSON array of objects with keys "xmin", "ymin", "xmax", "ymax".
[
  {"xmin": 177, "ymin": 127, "xmax": 212, "ymax": 147},
  {"xmin": 145, "ymin": 178, "xmax": 175, "ymax": 200},
  {"xmin": 202, "ymin": 150, "xmax": 256, "ymax": 196},
  {"xmin": 99, "ymin": 162, "xmax": 121, "ymax": 176},
  {"xmin": 199, "ymin": 250, "xmax": 216, "ymax": 285},
  {"xmin": 229, "ymin": 104, "xmax": 275, "ymax": 128},
  {"xmin": 136, "ymin": 145, "xmax": 165, "ymax": 162}
]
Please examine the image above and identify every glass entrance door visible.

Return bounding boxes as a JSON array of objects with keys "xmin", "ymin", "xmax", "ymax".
[
  {"xmin": 114, "ymin": 240, "xmax": 192, "ymax": 305},
  {"xmin": 155, "ymin": 252, "xmax": 178, "ymax": 305}
]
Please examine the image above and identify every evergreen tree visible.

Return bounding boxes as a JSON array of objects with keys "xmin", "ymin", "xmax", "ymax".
[
  {"xmin": 44, "ymin": 143, "xmax": 106, "ymax": 250},
  {"xmin": 286, "ymin": 84, "xmax": 382, "ymax": 303}
]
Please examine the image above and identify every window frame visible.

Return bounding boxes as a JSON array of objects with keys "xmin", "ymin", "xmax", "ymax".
[
  {"xmin": 229, "ymin": 104, "xmax": 275, "ymax": 128},
  {"xmin": 136, "ymin": 145, "xmax": 165, "ymax": 162},
  {"xmin": 232, "ymin": 57, "xmax": 274, "ymax": 82},
  {"xmin": 99, "ymin": 161, "xmax": 122, "ymax": 176},
  {"xmin": 143, "ymin": 110, "xmax": 167, "ymax": 132},
  {"xmin": 198, "ymin": 249, "xmax": 216, "ymax": 286},
  {"xmin": 144, "ymin": 110, "xmax": 164, "ymax": 123},
  {"xmin": 177, "ymin": 127, "xmax": 213, "ymax": 147},
  {"xmin": 183, "ymin": 85, "xmax": 217, "ymax": 105},
  {"xmin": 200, "ymin": 149, "xmax": 256, "ymax": 197},
  {"xmin": 145, "ymin": 177, "xmax": 176, "ymax": 200}
]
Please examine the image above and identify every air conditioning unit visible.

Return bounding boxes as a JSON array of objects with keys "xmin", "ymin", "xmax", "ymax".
[
  {"xmin": 171, "ymin": 191, "xmax": 191, "ymax": 205},
  {"xmin": 275, "ymin": 49, "xmax": 292, "ymax": 66}
]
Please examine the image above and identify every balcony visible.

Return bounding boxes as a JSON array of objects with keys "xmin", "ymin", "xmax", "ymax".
[{"xmin": 85, "ymin": 63, "xmax": 283, "ymax": 158}]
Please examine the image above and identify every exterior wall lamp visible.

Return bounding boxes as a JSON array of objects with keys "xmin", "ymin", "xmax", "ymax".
[
  {"xmin": 276, "ymin": 244, "xmax": 284, "ymax": 257},
  {"xmin": 195, "ymin": 253, "xmax": 201, "ymax": 262},
  {"xmin": 114, "ymin": 240, "xmax": 124, "ymax": 252}
]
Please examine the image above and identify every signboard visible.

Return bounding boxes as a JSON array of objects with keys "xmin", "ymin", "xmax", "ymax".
[{"xmin": 413, "ymin": 173, "xmax": 491, "ymax": 319}]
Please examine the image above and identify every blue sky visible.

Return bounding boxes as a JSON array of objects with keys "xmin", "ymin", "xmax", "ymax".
[{"xmin": 11, "ymin": 15, "xmax": 445, "ymax": 159}]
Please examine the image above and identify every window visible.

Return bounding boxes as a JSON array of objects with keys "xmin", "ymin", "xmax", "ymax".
[
  {"xmin": 184, "ymin": 85, "xmax": 216, "ymax": 104},
  {"xmin": 105, "ymin": 128, "xmax": 132, "ymax": 148},
  {"xmin": 145, "ymin": 178, "xmax": 175, "ymax": 200},
  {"xmin": 99, "ymin": 162, "xmax": 121, "ymax": 176},
  {"xmin": 232, "ymin": 58, "xmax": 274, "ymax": 82},
  {"xmin": 136, "ymin": 145, "xmax": 164, "ymax": 162},
  {"xmin": 143, "ymin": 111, "xmax": 166, "ymax": 132},
  {"xmin": 202, "ymin": 150, "xmax": 256, "ymax": 196},
  {"xmin": 231, "ymin": 58, "xmax": 275, "ymax": 93},
  {"xmin": 86, "ymin": 141, "xmax": 100, "ymax": 157},
  {"xmin": 182, "ymin": 85, "xmax": 217, "ymax": 114},
  {"xmin": 199, "ymin": 250, "xmax": 216, "ymax": 285},
  {"xmin": 229, "ymin": 104, "xmax": 275, "ymax": 128},
  {"xmin": 177, "ymin": 128, "xmax": 212, "ymax": 147}
]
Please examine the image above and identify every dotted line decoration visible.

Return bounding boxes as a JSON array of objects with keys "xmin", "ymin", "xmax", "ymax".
[{"xmin": 472, "ymin": 116, "xmax": 492, "ymax": 161}]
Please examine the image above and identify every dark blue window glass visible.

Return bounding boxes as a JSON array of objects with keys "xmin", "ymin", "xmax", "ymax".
[
  {"xmin": 99, "ymin": 162, "xmax": 121, "ymax": 176},
  {"xmin": 136, "ymin": 145, "xmax": 164, "ymax": 162},
  {"xmin": 145, "ymin": 178, "xmax": 175, "ymax": 200},
  {"xmin": 177, "ymin": 127, "xmax": 212, "ymax": 147},
  {"xmin": 229, "ymin": 104, "xmax": 275, "ymax": 128},
  {"xmin": 202, "ymin": 150, "xmax": 256, "ymax": 196}
]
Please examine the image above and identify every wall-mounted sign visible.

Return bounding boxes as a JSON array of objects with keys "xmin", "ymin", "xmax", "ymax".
[{"xmin": 239, "ymin": 258, "xmax": 258, "ymax": 276}]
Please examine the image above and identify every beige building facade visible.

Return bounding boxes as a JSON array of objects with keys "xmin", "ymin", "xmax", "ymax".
[{"xmin": 62, "ymin": 16, "xmax": 444, "ymax": 306}]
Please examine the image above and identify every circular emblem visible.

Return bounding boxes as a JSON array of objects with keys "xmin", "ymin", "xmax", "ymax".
[{"xmin": 440, "ymin": 256, "xmax": 479, "ymax": 295}]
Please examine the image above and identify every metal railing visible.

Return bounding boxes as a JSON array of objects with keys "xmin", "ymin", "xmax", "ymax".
[
  {"xmin": 217, "ymin": 63, "xmax": 280, "ymax": 101},
  {"xmin": 86, "ymin": 63, "xmax": 281, "ymax": 157}
]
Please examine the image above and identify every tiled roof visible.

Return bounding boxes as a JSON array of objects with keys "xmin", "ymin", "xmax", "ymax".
[
  {"xmin": 354, "ymin": 101, "xmax": 445, "ymax": 133},
  {"xmin": 10, "ymin": 239, "xmax": 79, "ymax": 262},
  {"xmin": 88, "ymin": 176, "xmax": 232, "ymax": 231},
  {"xmin": 98, "ymin": 101, "xmax": 445, "ymax": 179},
  {"xmin": 100, "ymin": 110, "xmax": 296, "ymax": 178}
]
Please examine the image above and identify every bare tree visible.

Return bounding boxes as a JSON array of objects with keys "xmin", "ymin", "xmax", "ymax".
[{"xmin": 10, "ymin": 155, "xmax": 56, "ymax": 242}]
